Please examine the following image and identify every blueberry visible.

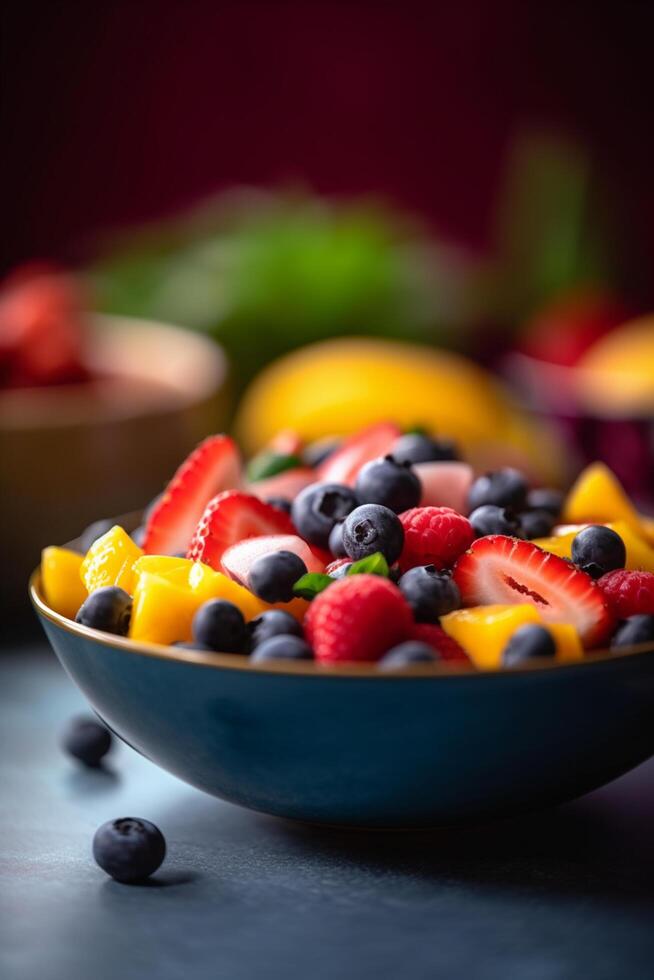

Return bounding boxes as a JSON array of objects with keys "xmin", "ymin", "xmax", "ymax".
[
  {"xmin": 251, "ymin": 635, "xmax": 314, "ymax": 662},
  {"xmin": 249, "ymin": 610, "xmax": 304, "ymax": 648},
  {"xmin": 342, "ymin": 504, "xmax": 404, "ymax": 564},
  {"xmin": 61, "ymin": 715, "xmax": 112, "ymax": 767},
  {"xmin": 192, "ymin": 599, "xmax": 247, "ymax": 653},
  {"xmin": 502, "ymin": 625, "xmax": 556, "ymax": 667},
  {"xmin": 398, "ymin": 565, "xmax": 460, "ymax": 622},
  {"xmin": 391, "ymin": 433, "xmax": 458, "ymax": 465},
  {"xmin": 291, "ymin": 482, "xmax": 359, "ymax": 548},
  {"xmin": 329, "ymin": 561, "xmax": 352, "ymax": 579},
  {"xmin": 266, "ymin": 496, "xmax": 292, "ymax": 514},
  {"xmin": 328, "ymin": 521, "xmax": 347, "ymax": 557},
  {"xmin": 468, "ymin": 468, "xmax": 528, "ymax": 512},
  {"xmin": 520, "ymin": 509, "xmax": 555, "ymax": 539},
  {"xmin": 379, "ymin": 641, "xmax": 438, "ymax": 670},
  {"xmin": 303, "ymin": 438, "xmax": 342, "ymax": 468},
  {"xmin": 76, "ymin": 587, "xmax": 132, "ymax": 636},
  {"xmin": 355, "ymin": 455, "xmax": 422, "ymax": 513},
  {"xmin": 93, "ymin": 817, "xmax": 166, "ymax": 883},
  {"xmin": 526, "ymin": 488, "xmax": 564, "ymax": 517},
  {"xmin": 571, "ymin": 525, "xmax": 626, "ymax": 578},
  {"xmin": 611, "ymin": 615, "xmax": 654, "ymax": 649},
  {"xmin": 248, "ymin": 550, "xmax": 308, "ymax": 603},
  {"xmin": 79, "ymin": 518, "xmax": 115, "ymax": 554},
  {"xmin": 469, "ymin": 505, "xmax": 521, "ymax": 538}
]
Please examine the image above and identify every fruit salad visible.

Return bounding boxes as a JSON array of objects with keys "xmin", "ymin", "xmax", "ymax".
[{"xmin": 39, "ymin": 423, "xmax": 654, "ymax": 670}]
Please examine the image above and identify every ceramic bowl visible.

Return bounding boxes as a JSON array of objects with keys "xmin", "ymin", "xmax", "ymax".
[
  {"xmin": 1, "ymin": 315, "xmax": 228, "ymax": 620},
  {"xmin": 30, "ymin": 571, "xmax": 654, "ymax": 827}
]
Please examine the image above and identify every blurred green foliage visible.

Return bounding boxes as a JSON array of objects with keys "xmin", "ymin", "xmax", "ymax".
[{"xmin": 91, "ymin": 131, "xmax": 626, "ymax": 389}]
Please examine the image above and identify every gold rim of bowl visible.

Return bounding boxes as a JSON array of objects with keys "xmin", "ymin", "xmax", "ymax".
[{"xmin": 29, "ymin": 568, "xmax": 654, "ymax": 679}]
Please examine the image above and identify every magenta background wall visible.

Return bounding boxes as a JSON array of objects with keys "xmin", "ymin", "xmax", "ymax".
[{"xmin": 3, "ymin": 0, "xmax": 654, "ymax": 271}]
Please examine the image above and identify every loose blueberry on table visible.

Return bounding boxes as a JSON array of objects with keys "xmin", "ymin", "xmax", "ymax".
[{"xmin": 39, "ymin": 424, "xmax": 654, "ymax": 670}]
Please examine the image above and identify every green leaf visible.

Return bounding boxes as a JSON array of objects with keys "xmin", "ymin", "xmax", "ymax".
[
  {"xmin": 346, "ymin": 553, "xmax": 390, "ymax": 578},
  {"xmin": 247, "ymin": 452, "xmax": 302, "ymax": 482},
  {"xmin": 293, "ymin": 573, "xmax": 334, "ymax": 600}
]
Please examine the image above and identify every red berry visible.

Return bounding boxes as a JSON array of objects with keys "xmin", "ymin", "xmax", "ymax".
[
  {"xmin": 317, "ymin": 422, "xmax": 401, "ymax": 486},
  {"xmin": 453, "ymin": 535, "xmax": 614, "ymax": 648},
  {"xmin": 305, "ymin": 575, "xmax": 413, "ymax": 663},
  {"xmin": 410, "ymin": 623, "xmax": 469, "ymax": 663},
  {"xmin": 143, "ymin": 435, "xmax": 242, "ymax": 556},
  {"xmin": 597, "ymin": 569, "xmax": 654, "ymax": 619},
  {"xmin": 398, "ymin": 507, "xmax": 474, "ymax": 573},
  {"xmin": 187, "ymin": 491, "xmax": 295, "ymax": 570}
]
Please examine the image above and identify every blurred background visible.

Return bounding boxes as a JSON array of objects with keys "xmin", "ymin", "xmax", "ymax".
[{"xmin": 2, "ymin": 0, "xmax": 654, "ymax": 616}]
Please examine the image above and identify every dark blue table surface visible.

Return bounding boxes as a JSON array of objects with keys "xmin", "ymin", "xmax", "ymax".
[{"xmin": 2, "ymin": 644, "xmax": 654, "ymax": 980}]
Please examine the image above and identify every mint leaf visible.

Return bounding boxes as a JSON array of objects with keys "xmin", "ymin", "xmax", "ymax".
[
  {"xmin": 247, "ymin": 452, "xmax": 302, "ymax": 482},
  {"xmin": 346, "ymin": 553, "xmax": 390, "ymax": 578},
  {"xmin": 293, "ymin": 573, "xmax": 334, "ymax": 600}
]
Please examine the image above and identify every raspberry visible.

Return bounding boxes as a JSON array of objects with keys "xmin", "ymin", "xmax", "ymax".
[
  {"xmin": 597, "ymin": 570, "xmax": 654, "ymax": 619},
  {"xmin": 305, "ymin": 575, "xmax": 413, "ymax": 663},
  {"xmin": 399, "ymin": 507, "xmax": 474, "ymax": 573},
  {"xmin": 410, "ymin": 623, "xmax": 469, "ymax": 663}
]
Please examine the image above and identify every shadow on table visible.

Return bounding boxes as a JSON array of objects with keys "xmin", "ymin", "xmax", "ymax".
[{"xmin": 159, "ymin": 762, "xmax": 654, "ymax": 908}]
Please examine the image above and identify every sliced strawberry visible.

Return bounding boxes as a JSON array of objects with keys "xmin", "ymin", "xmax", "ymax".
[
  {"xmin": 316, "ymin": 422, "xmax": 401, "ymax": 486},
  {"xmin": 221, "ymin": 533, "xmax": 325, "ymax": 584},
  {"xmin": 325, "ymin": 557, "xmax": 352, "ymax": 575},
  {"xmin": 246, "ymin": 467, "xmax": 315, "ymax": 503},
  {"xmin": 187, "ymin": 491, "xmax": 295, "ymax": 569},
  {"xmin": 414, "ymin": 461, "xmax": 474, "ymax": 513},
  {"xmin": 267, "ymin": 429, "xmax": 304, "ymax": 456},
  {"xmin": 453, "ymin": 535, "xmax": 614, "ymax": 648},
  {"xmin": 143, "ymin": 435, "xmax": 241, "ymax": 556}
]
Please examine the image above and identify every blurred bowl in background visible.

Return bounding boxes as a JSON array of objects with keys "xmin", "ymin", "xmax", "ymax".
[
  {"xmin": 505, "ymin": 320, "xmax": 654, "ymax": 511},
  {"xmin": 1, "ymin": 315, "xmax": 228, "ymax": 623}
]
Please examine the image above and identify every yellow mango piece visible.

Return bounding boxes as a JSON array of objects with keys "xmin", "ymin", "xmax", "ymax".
[
  {"xmin": 539, "ymin": 521, "xmax": 654, "ymax": 573},
  {"xmin": 81, "ymin": 526, "xmax": 143, "ymax": 595},
  {"xmin": 133, "ymin": 555, "xmax": 194, "ymax": 582},
  {"xmin": 548, "ymin": 623, "xmax": 584, "ymax": 662},
  {"xmin": 562, "ymin": 462, "xmax": 643, "ymax": 533},
  {"xmin": 440, "ymin": 604, "xmax": 542, "ymax": 670},
  {"xmin": 41, "ymin": 547, "xmax": 88, "ymax": 620},
  {"xmin": 188, "ymin": 562, "xmax": 308, "ymax": 622},
  {"xmin": 638, "ymin": 514, "xmax": 654, "ymax": 548},
  {"xmin": 130, "ymin": 572, "xmax": 204, "ymax": 645},
  {"xmin": 532, "ymin": 533, "xmax": 575, "ymax": 558}
]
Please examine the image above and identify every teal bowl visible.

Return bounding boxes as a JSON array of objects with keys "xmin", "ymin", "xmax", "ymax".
[{"xmin": 31, "ymin": 572, "xmax": 654, "ymax": 827}]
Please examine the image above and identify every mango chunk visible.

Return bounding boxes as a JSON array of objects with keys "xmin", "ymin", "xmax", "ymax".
[
  {"xmin": 562, "ymin": 462, "xmax": 643, "ymax": 534},
  {"xmin": 41, "ymin": 547, "xmax": 87, "ymax": 620},
  {"xmin": 130, "ymin": 572, "xmax": 203, "ymax": 645},
  {"xmin": 548, "ymin": 623, "xmax": 584, "ymax": 662},
  {"xmin": 81, "ymin": 526, "xmax": 143, "ymax": 595},
  {"xmin": 440, "ymin": 604, "xmax": 542, "ymax": 670},
  {"xmin": 537, "ymin": 521, "xmax": 654, "ymax": 573}
]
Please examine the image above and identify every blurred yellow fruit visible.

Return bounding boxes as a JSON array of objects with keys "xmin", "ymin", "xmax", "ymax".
[
  {"xmin": 537, "ymin": 520, "xmax": 654, "ymax": 572},
  {"xmin": 577, "ymin": 315, "xmax": 654, "ymax": 411},
  {"xmin": 81, "ymin": 526, "xmax": 143, "ymax": 595},
  {"xmin": 532, "ymin": 534, "xmax": 575, "ymax": 559},
  {"xmin": 548, "ymin": 624, "xmax": 584, "ymax": 662},
  {"xmin": 562, "ymin": 462, "xmax": 643, "ymax": 534},
  {"xmin": 234, "ymin": 338, "xmax": 564, "ymax": 483},
  {"xmin": 41, "ymin": 547, "xmax": 87, "ymax": 620}
]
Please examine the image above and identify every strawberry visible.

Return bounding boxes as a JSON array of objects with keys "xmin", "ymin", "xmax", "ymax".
[
  {"xmin": 598, "ymin": 570, "xmax": 654, "ymax": 619},
  {"xmin": 414, "ymin": 461, "xmax": 474, "ymax": 513},
  {"xmin": 246, "ymin": 467, "xmax": 315, "ymax": 503},
  {"xmin": 187, "ymin": 491, "xmax": 295, "ymax": 570},
  {"xmin": 410, "ymin": 623, "xmax": 470, "ymax": 663},
  {"xmin": 305, "ymin": 575, "xmax": 413, "ymax": 663},
  {"xmin": 221, "ymin": 534, "xmax": 325, "ymax": 583},
  {"xmin": 143, "ymin": 435, "xmax": 242, "ymax": 556},
  {"xmin": 453, "ymin": 535, "xmax": 614, "ymax": 647},
  {"xmin": 267, "ymin": 429, "xmax": 304, "ymax": 456},
  {"xmin": 316, "ymin": 422, "xmax": 401, "ymax": 486},
  {"xmin": 399, "ymin": 507, "xmax": 474, "ymax": 572}
]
